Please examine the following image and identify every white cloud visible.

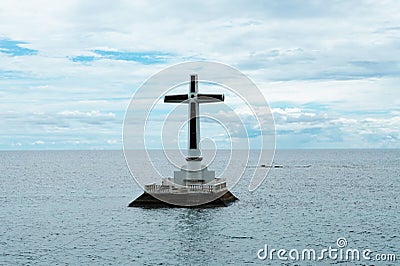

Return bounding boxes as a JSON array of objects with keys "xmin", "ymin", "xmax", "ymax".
[{"xmin": 106, "ymin": 139, "xmax": 118, "ymax": 144}]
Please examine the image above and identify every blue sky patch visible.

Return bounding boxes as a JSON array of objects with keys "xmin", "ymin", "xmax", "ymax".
[
  {"xmin": 0, "ymin": 39, "xmax": 37, "ymax": 56},
  {"xmin": 270, "ymin": 101, "xmax": 330, "ymax": 111},
  {"xmin": 0, "ymin": 70, "xmax": 27, "ymax": 79},
  {"xmin": 71, "ymin": 55, "xmax": 96, "ymax": 63},
  {"xmin": 71, "ymin": 50, "xmax": 173, "ymax": 64}
]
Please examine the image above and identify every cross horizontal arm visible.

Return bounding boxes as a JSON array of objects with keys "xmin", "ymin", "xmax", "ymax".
[
  {"xmin": 164, "ymin": 94, "xmax": 189, "ymax": 103},
  {"xmin": 197, "ymin": 93, "xmax": 225, "ymax": 103}
]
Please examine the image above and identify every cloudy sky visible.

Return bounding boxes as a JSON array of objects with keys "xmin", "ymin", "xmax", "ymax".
[{"xmin": 1, "ymin": 0, "xmax": 399, "ymax": 150}]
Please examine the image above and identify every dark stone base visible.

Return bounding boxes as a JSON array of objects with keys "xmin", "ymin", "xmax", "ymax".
[{"xmin": 128, "ymin": 191, "xmax": 238, "ymax": 208}]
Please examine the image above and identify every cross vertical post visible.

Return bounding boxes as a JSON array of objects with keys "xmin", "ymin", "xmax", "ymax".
[{"xmin": 164, "ymin": 74, "xmax": 224, "ymax": 163}]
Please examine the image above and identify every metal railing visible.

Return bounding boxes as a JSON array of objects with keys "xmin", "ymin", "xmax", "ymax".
[{"xmin": 145, "ymin": 182, "xmax": 227, "ymax": 193}]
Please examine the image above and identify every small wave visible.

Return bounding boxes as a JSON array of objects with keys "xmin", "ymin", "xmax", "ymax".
[
  {"xmin": 245, "ymin": 164, "xmax": 311, "ymax": 168},
  {"xmin": 294, "ymin": 165, "xmax": 311, "ymax": 168},
  {"xmin": 230, "ymin": 235, "xmax": 254, "ymax": 239}
]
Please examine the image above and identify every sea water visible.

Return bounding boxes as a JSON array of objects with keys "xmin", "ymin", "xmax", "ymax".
[{"xmin": 0, "ymin": 150, "xmax": 399, "ymax": 265}]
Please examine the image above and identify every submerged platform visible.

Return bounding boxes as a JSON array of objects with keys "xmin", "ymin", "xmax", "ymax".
[{"xmin": 129, "ymin": 190, "xmax": 238, "ymax": 208}]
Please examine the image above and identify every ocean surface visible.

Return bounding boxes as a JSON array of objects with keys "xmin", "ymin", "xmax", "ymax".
[{"xmin": 0, "ymin": 149, "xmax": 399, "ymax": 265}]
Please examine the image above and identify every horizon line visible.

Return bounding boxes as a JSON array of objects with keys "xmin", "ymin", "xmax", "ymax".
[{"xmin": 0, "ymin": 148, "xmax": 399, "ymax": 152}]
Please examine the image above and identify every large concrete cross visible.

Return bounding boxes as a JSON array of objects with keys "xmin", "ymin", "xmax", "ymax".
[{"xmin": 164, "ymin": 74, "xmax": 224, "ymax": 160}]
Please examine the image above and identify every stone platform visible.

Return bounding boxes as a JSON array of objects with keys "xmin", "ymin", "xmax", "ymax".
[{"xmin": 129, "ymin": 190, "xmax": 238, "ymax": 208}]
